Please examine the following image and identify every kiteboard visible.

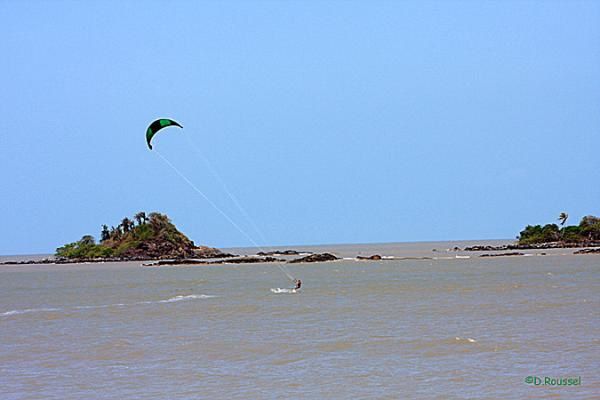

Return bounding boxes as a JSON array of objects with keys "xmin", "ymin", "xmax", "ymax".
[{"xmin": 270, "ymin": 288, "xmax": 299, "ymax": 294}]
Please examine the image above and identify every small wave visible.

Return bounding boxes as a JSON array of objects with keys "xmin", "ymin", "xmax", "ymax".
[
  {"xmin": 74, "ymin": 303, "xmax": 126, "ymax": 309},
  {"xmin": 1, "ymin": 307, "xmax": 61, "ymax": 316},
  {"xmin": 2, "ymin": 295, "xmax": 214, "ymax": 317},
  {"xmin": 158, "ymin": 294, "xmax": 215, "ymax": 303}
]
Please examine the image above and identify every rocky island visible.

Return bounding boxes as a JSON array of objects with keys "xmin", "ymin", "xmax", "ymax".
[
  {"xmin": 0, "ymin": 212, "xmax": 233, "ymax": 265},
  {"xmin": 0, "ymin": 211, "xmax": 343, "ymax": 266},
  {"xmin": 56, "ymin": 211, "xmax": 235, "ymax": 261}
]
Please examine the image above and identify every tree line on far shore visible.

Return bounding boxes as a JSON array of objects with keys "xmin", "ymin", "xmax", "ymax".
[{"xmin": 518, "ymin": 213, "xmax": 600, "ymax": 245}]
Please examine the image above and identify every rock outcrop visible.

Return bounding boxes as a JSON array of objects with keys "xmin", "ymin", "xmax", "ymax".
[
  {"xmin": 288, "ymin": 253, "xmax": 339, "ymax": 263},
  {"xmin": 574, "ymin": 248, "xmax": 600, "ymax": 254},
  {"xmin": 479, "ymin": 252, "xmax": 524, "ymax": 257},
  {"xmin": 257, "ymin": 250, "xmax": 310, "ymax": 256},
  {"xmin": 144, "ymin": 256, "xmax": 284, "ymax": 267},
  {"xmin": 356, "ymin": 254, "xmax": 382, "ymax": 260},
  {"xmin": 194, "ymin": 246, "xmax": 236, "ymax": 259}
]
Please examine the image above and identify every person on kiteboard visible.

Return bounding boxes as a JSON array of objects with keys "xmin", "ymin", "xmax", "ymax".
[{"xmin": 294, "ymin": 279, "xmax": 302, "ymax": 290}]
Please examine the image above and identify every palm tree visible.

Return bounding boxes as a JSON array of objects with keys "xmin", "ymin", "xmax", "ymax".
[
  {"xmin": 134, "ymin": 211, "xmax": 147, "ymax": 226},
  {"xmin": 558, "ymin": 212, "xmax": 569, "ymax": 242},
  {"xmin": 100, "ymin": 225, "xmax": 110, "ymax": 242},
  {"xmin": 121, "ymin": 217, "xmax": 133, "ymax": 233},
  {"xmin": 110, "ymin": 225, "xmax": 121, "ymax": 240},
  {"xmin": 558, "ymin": 212, "xmax": 569, "ymax": 226}
]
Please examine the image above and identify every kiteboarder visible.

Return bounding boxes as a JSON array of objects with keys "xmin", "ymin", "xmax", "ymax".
[{"xmin": 294, "ymin": 279, "xmax": 302, "ymax": 290}]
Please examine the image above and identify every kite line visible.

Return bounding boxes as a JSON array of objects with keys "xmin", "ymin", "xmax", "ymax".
[{"xmin": 153, "ymin": 149, "xmax": 295, "ymax": 282}]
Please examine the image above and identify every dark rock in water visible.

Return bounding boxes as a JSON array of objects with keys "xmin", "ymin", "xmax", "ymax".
[
  {"xmin": 257, "ymin": 250, "xmax": 310, "ymax": 256},
  {"xmin": 222, "ymin": 256, "xmax": 284, "ymax": 264},
  {"xmin": 574, "ymin": 248, "xmax": 600, "ymax": 254},
  {"xmin": 146, "ymin": 259, "xmax": 210, "ymax": 266},
  {"xmin": 465, "ymin": 245, "xmax": 507, "ymax": 252},
  {"xmin": 144, "ymin": 256, "xmax": 284, "ymax": 267},
  {"xmin": 1, "ymin": 256, "xmax": 158, "ymax": 265},
  {"xmin": 288, "ymin": 253, "xmax": 339, "ymax": 263},
  {"xmin": 1, "ymin": 258, "xmax": 56, "ymax": 265},
  {"xmin": 356, "ymin": 254, "xmax": 382, "ymax": 260},
  {"xmin": 480, "ymin": 252, "xmax": 524, "ymax": 257},
  {"xmin": 194, "ymin": 246, "xmax": 237, "ymax": 259}
]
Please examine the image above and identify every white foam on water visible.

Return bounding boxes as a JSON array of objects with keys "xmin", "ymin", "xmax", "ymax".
[
  {"xmin": 76, "ymin": 304, "xmax": 113, "ymax": 309},
  {"xmin": 2, "ymin": 295, "xmax": 215, "ymax": 317},
  {"xmin": 74, "ymin": 303, "xmax": 127, "ymax": 309},
  {"xmin": 455, "ymin": 336, "xmax": 477, "ymax": 343},
  {"xmin": 158, "ymin": 294, "xmax": 215, "ymax": 303},
  {"xmin": 1, "ymin": 307, "xmax": 61, "ymax": 316},
  {"xmin": 270, "ymin": 288, "xmax": 298, "ymax": 294}
]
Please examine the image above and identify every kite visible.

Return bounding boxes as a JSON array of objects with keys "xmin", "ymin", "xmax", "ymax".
[{"xmin": 146, "ymin": 118, "xmax": 183, "ymax": 149}]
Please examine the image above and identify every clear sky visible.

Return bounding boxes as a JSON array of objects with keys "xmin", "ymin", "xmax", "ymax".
[{"xmin": 1, "ymin": 1, "xmax": 599, "ymax": 254}]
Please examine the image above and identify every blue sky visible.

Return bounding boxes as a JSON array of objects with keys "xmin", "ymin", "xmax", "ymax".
[{"xmin": 1, "ymin": 1, "xmax": 598, "ymax": 254}]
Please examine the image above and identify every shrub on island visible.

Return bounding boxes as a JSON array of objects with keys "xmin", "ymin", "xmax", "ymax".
[{"xmin": 518, "ymin": 215, "xmax": 600, "ymax": 245}]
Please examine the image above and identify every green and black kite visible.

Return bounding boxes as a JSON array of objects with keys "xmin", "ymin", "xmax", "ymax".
[{"xmin": 146, "ymin": 118, "xmax": 183, "ymax": 149}]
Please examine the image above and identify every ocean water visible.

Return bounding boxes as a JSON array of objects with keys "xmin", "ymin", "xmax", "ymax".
[{"xmin": 1, "ymin": 242, "xmax": 598, "ymax": 399}]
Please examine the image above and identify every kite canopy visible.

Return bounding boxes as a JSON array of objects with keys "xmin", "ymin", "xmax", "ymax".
[{"xmin": 146, "ymin": 118, "xmax": 183, "ymax": 149}]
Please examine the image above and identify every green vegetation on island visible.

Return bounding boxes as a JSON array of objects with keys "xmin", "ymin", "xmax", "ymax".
[
  {"xmin": 56, "ymin": 212, "xmax": 220, "ymax": 260},
  {"xmin": 518, "ymin": 213, "xmax": 600, "ymax": 245}
]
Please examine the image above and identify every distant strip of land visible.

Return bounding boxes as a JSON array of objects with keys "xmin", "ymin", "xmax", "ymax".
[{"xmin": 2, "ymin": 212, "xmax": 599, "ymax": 266}]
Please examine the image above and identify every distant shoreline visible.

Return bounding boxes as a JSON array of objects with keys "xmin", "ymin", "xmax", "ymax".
[{"xmin": 2, "ymin": 240, "xmax": 599, "ymax": 266}]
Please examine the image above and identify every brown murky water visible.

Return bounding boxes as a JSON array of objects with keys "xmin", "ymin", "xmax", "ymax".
[{"xmin": 1, "ymin": 242, "xmax": 598, "ymax": 399}]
